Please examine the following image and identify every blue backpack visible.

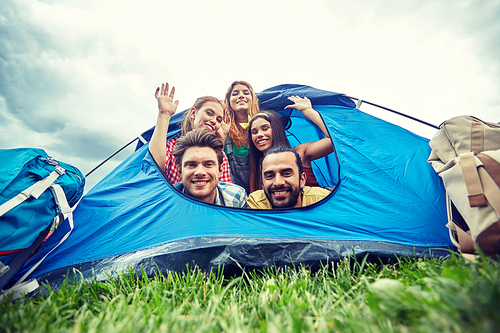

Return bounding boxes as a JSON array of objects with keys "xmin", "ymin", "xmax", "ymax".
[{"xmin": 0, "ymin": 148, "xmax": 85, "ymax": 297}]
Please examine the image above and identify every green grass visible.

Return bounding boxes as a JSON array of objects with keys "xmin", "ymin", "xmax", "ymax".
[{"xmin": 1, "ymin": 254, "xmax": 499, "ymax": 332}]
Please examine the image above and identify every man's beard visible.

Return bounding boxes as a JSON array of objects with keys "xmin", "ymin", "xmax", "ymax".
[{"xmin": 264, "ymin": 184, "xmax": 302, "ymax": 208}]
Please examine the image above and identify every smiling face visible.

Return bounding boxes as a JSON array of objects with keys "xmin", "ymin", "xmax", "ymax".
[
  {"xmin": 229, "ymin": 84, "xmax": 253, "ymax": 114},
  {"xmin": 180, "ymin": 146, "xmax": 221, "ymax": 204},
  {"xmin": 261, "ymin": 151, "xmax": 306, "ymax": 208},
  {"xmin": 251, "ymin": 117, "xmax": 273, "ymax": 153},
  {"xmin": 191, "ymin": 101, "xmax": 224, "ymax": 133}
]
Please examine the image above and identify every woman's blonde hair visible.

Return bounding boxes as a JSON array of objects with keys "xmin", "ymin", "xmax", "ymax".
[
  {"xmin": 223, "ymin": 81, "xmax": 260, "ymax": 148},
  {"xmin": 180, "ymin": 96, "xmax": 223, "ymax": 136}
]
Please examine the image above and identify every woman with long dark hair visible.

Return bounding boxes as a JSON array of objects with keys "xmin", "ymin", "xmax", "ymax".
[{"xmin": 248, "ymin": 96, "xmax": 333, "ymax": 192}]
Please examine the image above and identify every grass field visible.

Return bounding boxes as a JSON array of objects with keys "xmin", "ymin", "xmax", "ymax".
[{"xmin": 1, "ymin": 254, "xmax": 499, "ymax": 332}]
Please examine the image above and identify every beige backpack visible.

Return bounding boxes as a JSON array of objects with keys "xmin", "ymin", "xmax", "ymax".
[{"xmin": 428, "ymin": 115, "xmax": 500, "ymax": 257}]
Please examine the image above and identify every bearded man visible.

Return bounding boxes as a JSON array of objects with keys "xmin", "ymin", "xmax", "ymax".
[{"xmin": 247, "ymin": 146, "xmax": 330, "ymax": 209}]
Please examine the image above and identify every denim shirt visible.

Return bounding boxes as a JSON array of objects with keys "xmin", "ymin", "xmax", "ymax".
[{"xmin": 224, "ymin": 138, "xmax": 251, "ymax": 194}]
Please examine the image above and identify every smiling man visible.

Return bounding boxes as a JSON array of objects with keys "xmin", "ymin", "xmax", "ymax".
[
  {"xmin": 247, "ymin": 146, "xmax": 330, "ymax": 209},
  {"xmin": 171, "ymin": 128, "xmax": 247, "ymax": 207}
]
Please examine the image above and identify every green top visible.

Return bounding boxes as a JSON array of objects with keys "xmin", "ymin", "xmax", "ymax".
[{"xmin": 232, "ymin": 141, "xmax": 249, "ymax": 157}]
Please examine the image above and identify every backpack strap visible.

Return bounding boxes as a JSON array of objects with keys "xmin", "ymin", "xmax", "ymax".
[
  {"xmin": 0, "ymin": 278, "xmax": 40, "ymax": 302},
  {"xmin": 0, "ymin": 166, "xmax": 66, "ymax": 291},
  {"xmin": 0, "ymin": 166, "xmax": 78, "ymax": 298},
  {"xmin": 459, "ymin": 152, "xmax": 487, "ymax": 207},
  {"xmin": 471, "ymin": 118, "xmax": 484, "ymax": 154},
  {"xmin": 13, "ymin": 184, "xmax": 77, "ymax": 288},
  {"xmin": 477, "ymin": 166, "xmax": 500, "ymax": 215},
  {"xmin": 0, "ymin": 165, "xmax": 66, "ymax": 217},
  {"xmin": 477, "ymin": 153, "xmax": 500, "ymax": 188},
  {"xmin": 446, "ymin": 194, "xmax": 475, "ymax": 254},
  {"xmin": 451, "ymin": 153, "xmax": 500, "ymax": 255},
  {"xmin": 455, "ymin": 225, "xmax": 475, "ymax": 254},
  {"xmin": 0, "ymin": 223, "xmax": 51, "ymax": 290}
]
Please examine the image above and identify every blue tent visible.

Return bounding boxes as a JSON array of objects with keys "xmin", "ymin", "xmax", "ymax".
[{"xmin": 16, "ymin": 84, "xmax": 454, "ymax": 287}]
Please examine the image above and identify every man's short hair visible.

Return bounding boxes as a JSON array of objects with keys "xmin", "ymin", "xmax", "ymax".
[
  {"xmin": 172, "ymin": 128, "xmax": 224, "ymax": 171},
  {"xmin": 259, "ymin": 145, "xmax": 303, "ymax": 177}
]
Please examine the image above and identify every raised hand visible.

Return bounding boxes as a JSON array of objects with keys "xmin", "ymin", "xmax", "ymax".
[
  {"xmin": 150, "ymin": 81, "xmax": 179, "ymax": 172},
  {"xmin": 155, "ymin": 82, "xmax": 179, "ymax": 117},
  {"xmin": 285, "ymin": 95, "xmax": 329, "ymax": 138},
  {"xmin": 218, "ymin": 113, "xmax": 232, "ymax": 142},
  {"xmin": 285, "ymin": 96, "xmax": 314, "ymax": 113}
]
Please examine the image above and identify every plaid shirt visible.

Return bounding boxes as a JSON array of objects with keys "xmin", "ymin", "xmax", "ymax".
[
  {"xmin": 164, "ymin": 132, "xmax": 232, "ymax": 184},
  {"xmin": 174, "ymin": 182, "xmax": 247, "ymax": 207}
]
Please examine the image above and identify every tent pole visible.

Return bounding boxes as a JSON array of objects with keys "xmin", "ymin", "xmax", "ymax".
[
  {"xmin": 85, "ymin": 137, "xmax": 139, "ymax": 178},
  {"xmin": 346, "ymin": 96, "xmax": 440, "ymax": 130}
]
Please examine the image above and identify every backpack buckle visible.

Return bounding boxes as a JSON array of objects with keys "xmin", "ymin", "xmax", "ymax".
[
  {"xmin": 41, "ymin": 157, "xmax": 59, "ymax": 167},
  {"xmin": 55, "ymin": 165, "xmax": 66, "ymax": 176}
]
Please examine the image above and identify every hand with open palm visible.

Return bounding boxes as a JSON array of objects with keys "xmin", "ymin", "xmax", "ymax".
[{"xmin": 155, "ymin": 82, "xmax": 179, "ymax": 117}]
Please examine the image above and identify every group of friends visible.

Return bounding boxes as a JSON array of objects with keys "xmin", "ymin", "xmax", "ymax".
[{"xmin": 149, "ymin": 80, "xmax": 334, "ymax": 209}]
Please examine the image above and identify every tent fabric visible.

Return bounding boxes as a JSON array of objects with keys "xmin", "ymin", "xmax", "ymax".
[
  {"xmin": 257, "ymin": 83, "xmax": 356, "ymax": 110},
  {"xmin": 15, "ymin": 84, "xmax": 454, "ymax": 287}
]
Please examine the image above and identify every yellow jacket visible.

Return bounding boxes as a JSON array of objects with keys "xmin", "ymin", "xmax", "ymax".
[{"xmin": 247, "ymin": 186, "xmax": 330, "ymax": 209}]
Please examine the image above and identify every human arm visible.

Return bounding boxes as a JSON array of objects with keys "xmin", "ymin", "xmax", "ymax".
[
  {"xmin": 293, "ymin": 138, "xmax": 334, "ymax": 167},
  {"xmin": 285, "ymin": 96, "xmax": 329, "ymax": 137},
  {"xmin": 285, "ymin": 96, "xmax": 334, "ymax": 166},
  {"xmin": 149, "ymin": 82, "xmax": 179, "ymax": 171}
]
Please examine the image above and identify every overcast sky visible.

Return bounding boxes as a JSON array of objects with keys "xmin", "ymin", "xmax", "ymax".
[{"xmin": 1, "ymin": 0, "xmax": 499, "ymax": 191}]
